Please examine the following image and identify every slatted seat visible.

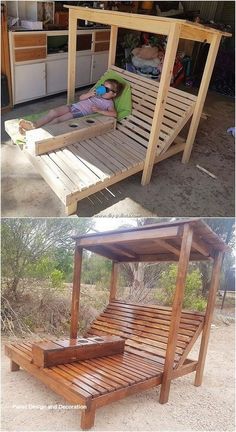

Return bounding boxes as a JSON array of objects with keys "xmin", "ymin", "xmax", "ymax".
[
  {"xmin": 5, "ymin": 299, "xmax": 204, "ymax": 420},
  {"xmin": 5, "ymin": 339, "xmax": 163, "ymax": 401},
  {"xmin": 87, "ymin": 300, "xmax": 204, "ymax": 368},
  {"xmin": 5, "ymin": 68, "xmax": 196, "ymax": 215}
]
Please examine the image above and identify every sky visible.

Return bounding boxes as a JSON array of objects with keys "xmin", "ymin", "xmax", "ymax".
[{"xmin": 93, "ymin": 217, "xmax": 139, "ymax": 232}]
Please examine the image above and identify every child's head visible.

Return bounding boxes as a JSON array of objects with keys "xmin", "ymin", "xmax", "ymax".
[{"xmin": 102, "ymin": 79, "xmax": 124, "ymax": 99}]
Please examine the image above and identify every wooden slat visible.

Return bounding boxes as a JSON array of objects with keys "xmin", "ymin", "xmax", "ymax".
[{"xmin": 111, "ymin": 65, "xmax": 197, "ymax": 101}]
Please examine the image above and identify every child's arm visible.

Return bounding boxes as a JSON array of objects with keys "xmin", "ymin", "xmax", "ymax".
[
  {"xmin": 91, "ymin": 106, "xmax": 117, "ymax": 118},
  {"xmin": 79, "ymin": 88, "xmax": 95, "ymax": 101}
]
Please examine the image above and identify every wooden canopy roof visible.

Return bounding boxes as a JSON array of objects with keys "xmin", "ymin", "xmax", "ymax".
[
  {"xmin": 73, "ymin": 219, "xmax": 229, "ymax": 263},
  {"xmin": 64, "ymin": 6, "xmax": 231, "ymax": 43}
]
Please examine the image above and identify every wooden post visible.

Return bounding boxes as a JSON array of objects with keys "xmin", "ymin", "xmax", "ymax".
[
  {"xmin": 182, "ymin": 34, "xmax": 221, "ymax": 163},
  {"xmin": 67, "ymin": 10, "xmax": 77, "ymax": 105},
  {"xmin": 108, "ymin": 25, "xmax": 118, "ymax": 68},
  {"xmin": 141, "ymin": 22, "xmax": 181, "ymax": 186},
  {"xmin": 70, "ymin": 246, "xmax": 83, "ymax": 339},
  {"xmin": 159, "ymin": 223, "xmax": 193, "ymax": 404},
  {"xmin": 194, "ymin": 251, "xmax": 224, "ymax": 386},
  {"xmin": 109, "ymin": 261, "xmax": 119, "ymax": 302},
  {"xmin": 81, "ymin": 405, "xmax": 96, "ymax": 430},
  {"xmin": 10, "ymin": 360, "xmax": 20, "ymax": 372}
]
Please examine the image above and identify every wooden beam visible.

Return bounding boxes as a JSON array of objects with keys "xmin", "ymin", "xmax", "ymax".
[
  {"xmin": 108, "ymin": 25, "xmax": 118, "ymax": 68},
  {"xmin": 109, "ymin": 261, "xmax": 119, "ymax": 302},
  {"xmin": 25, "ymin": 117, "xmax": 116, "ymax": 156},
  {"xmin": 76, "ymin": 226, "xmax": 179, "ymax": 248},
  {"xmin": 172, "ymin": 360, "xmax": 198, "ymax": 379},
  {"xmin": 182, "ymin": 34, "xmax": 221, "ymax": 163},
  {"xmin": 153, "ymin": 239, "xmax": 180, "ymax": 257},
  {"xmin": 141, "ymin": 23, "xmax": 181, "ymax": 186},
  {"xmin": 67, "ymin": 11, "xmax": 77, "ymax": 105},
  {"xmin": 118, "ymin": 252, "xmax": 211, "ymax": 263},
  {"xmin": 108, "ymin": 244, "xmax": 138, "ymax": 259},
  {"xmin": 194, "ymin": 251, "xmax": 224, "ymax": 386},
  {"xmin": 65, "ymin": 7, "xmax": 171, "ymax": 35},
  {"xmin": 70, "ymin": 247, "xmax": 83, "ymax": 339},
  {"xmin": 86, "ymin": 245, "xmax": 121, "ymax": 262},
  {"xmin": 191, "ymin": 234, "xmax": 213, "ymax": 258},
  {"xmin": 177, "ymin": 321, "xmax": 204, "ymax": 367},
  {"xmin": 159, "ymin": 223, "xmax": 193, "ymax": 404}
]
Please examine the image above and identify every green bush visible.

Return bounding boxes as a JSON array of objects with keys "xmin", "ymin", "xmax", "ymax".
[
  {"xmin": 156, "ymin": 264, "xmax": 207, "ymax": 312},
  {"xmin": 50, "ymin": 269, "xmax": 65, "ymax": 290}
]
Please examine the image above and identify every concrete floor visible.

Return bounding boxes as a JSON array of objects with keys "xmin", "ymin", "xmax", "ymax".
[{"xmin": 1, "ymin": 88, "xmax": 235, "ymax": 217}]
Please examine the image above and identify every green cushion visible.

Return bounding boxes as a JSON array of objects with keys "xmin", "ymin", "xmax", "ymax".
[{"xmin": 94, "ymin": 70, "xmax": 132, "ymax": 121}]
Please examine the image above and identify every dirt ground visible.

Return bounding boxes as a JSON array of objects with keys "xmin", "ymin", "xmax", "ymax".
[
  {"xmin": 1, "ymin": 89, "xmax": 235, "ymax": 217},
  {"xmin": 1, "ymin": 321, "xmax": 235, "ymax": 432}
]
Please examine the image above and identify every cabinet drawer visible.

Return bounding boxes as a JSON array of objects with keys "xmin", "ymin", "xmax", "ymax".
[
  {"xmin": 95, "ymin": 31, "xmax": 110, "ymax": 42},
  {"xmin": 15, "ymin": 48, "xmax": 46, "ymax": 62},
  {"xmin": 94, "ymin": 41, "xmax": 109, "ymax": 52},
  {"xmin": 14, "ymin": 34, "xmax": 46, "ymax": 47}
]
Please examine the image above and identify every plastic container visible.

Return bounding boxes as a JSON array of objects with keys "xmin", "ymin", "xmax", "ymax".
[{"xmin": 95, "ymin": 85, "xmax": 107, "ymax": 96}]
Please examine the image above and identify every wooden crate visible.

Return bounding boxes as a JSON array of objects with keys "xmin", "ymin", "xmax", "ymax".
[{"xmin": 32, "ymin": 335, "xmax": 125, "ymax": 367}]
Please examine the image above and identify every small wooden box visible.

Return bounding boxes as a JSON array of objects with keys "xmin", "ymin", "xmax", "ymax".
[{"xmin": 32, "ymin": 336, "xmax": 125, "ymax": 368}]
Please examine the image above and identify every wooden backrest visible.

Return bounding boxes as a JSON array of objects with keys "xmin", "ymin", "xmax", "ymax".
[
  {"xmin": 111, "ymin": 66, "xmax": 197, "ymax": 153},
  {"xmin": 87, "ymin": 300, "xmax": 205, "ymax": 369}
]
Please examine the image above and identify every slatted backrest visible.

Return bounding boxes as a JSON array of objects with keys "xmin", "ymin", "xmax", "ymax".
[
  {"xmin": 111, "ymin": 66, "xmax": 196, "ymax": 155},
  {"xmin": 87, "ymin": 300, "xmax": 205, "ymax": 369}
]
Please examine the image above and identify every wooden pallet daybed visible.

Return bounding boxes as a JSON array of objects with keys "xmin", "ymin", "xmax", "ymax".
[
  {"xmin": 5, "ymin": 219, "xmax": 229, "ymax": 430},
  {"xmin": 5, "ymin": 7, "xmax": 231, "ymax": 215}
]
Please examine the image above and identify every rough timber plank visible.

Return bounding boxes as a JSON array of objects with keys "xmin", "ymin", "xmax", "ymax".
[{"xmin": 25, "ymin": 116, "xmax": 115, "ymax": 156}]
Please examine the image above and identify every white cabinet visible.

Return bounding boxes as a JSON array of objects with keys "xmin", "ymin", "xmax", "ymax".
[
  {"xmin": 91, "ymin": 52, "xmax": 109, "ymax": 83},
  {"xmin": 14, "ymin": 62, "xmax": 46, "ymax": 103},
  {"xmin": 46, "ymin": 57, "xmax": 68, "ymax": 94},
  {"xmin": 76, "ymin": 54, "xmax": 92, "ymax": 87}
]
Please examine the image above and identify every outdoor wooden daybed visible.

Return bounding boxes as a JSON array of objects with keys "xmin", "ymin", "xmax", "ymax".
[
  {"xmin": 5, "ymin": 7, "xmax": 231, "ymax": 215},
  {"xmin": 5, "ymin": 219, "xmax": 229, "ymax": 430}
]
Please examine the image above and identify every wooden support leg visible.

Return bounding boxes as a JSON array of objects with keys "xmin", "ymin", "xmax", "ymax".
[
  {"xmin": 159, "ymin": 224, "xmax": 193, "ymax": 404},
  {"xmin": 10, "ymin": 360, "xmax": 20, "ymax": 371},
  {"xmin": 194, "ymin": 251, "xmax": 223, "ymax": 387},
  {"xmin": 182, "ymin": 34, "xmax": 221, "ymax": 164},
  {"xmin": 80, "ymin": 406, "xmax": 96, "ymax": 430},
  {"xmin": 66, "ymin": 201, "xmax": 78, "ymax": 216}
]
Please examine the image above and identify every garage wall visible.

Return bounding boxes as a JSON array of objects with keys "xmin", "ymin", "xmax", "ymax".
[{"xmin": 183, "ymin": 1, "xmax": 235, "ymax": 25}]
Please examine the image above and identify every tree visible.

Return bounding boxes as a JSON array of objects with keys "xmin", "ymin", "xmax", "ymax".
[
  {"xmin": 119, "ymin": 218, "xmax": 172, "ymax": 303},
  {"xmin": 1, "ymin": 218, "xmax": 94, "ymax": 297},
  {"xmin": 200, "ymin": 218, "xmax": 235, "ymax": 295}
]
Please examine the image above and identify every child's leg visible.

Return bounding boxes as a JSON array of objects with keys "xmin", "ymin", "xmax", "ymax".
[
  {"xmin": 47, "ymin": 112, "xmax": 74, "ymax": 125},
  {"xmin": 35, "ymin": 105, "xmax": 71, "ymax": 127},
  {"xmin": 19, "ymin": 105, "xmax": 71, "ymax": 130}
]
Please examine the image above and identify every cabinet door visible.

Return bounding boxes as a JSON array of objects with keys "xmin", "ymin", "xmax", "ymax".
[
  {"xmin": 14, "ymin": 63, "xmax": 46, "ymax": 104},
  {"xmin": 76, "ymin": 54, "xmax": 92, "ymax": 87},
  {"xmin": 46, "ymin": 57, "xmax": 68, "ymax": 94},
  {"xmin": 91, "ymin": 52, "xmax": 109, "ymax": 83}
]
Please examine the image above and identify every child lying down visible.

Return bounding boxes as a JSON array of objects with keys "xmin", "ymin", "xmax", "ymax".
[{"xmin": 19, "ymin": 79, "xmax": 123, "ymax": 135}]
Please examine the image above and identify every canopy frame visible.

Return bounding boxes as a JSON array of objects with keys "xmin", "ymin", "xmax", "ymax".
[
  {"xmin": 65, "ymin": 6, "xmax": 231, "ymax": 185},
  {"xmin": 70, "ymin": 219, "xmax": 228, "ymax": 403}
]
